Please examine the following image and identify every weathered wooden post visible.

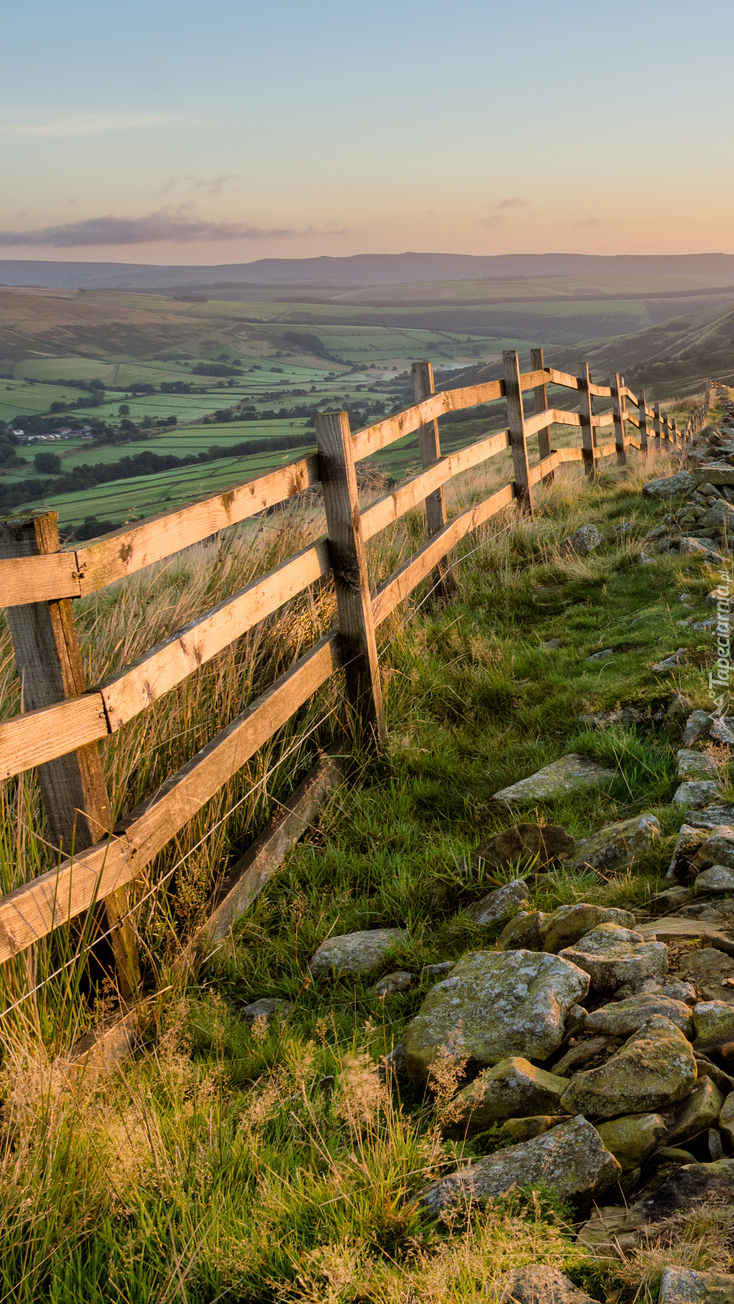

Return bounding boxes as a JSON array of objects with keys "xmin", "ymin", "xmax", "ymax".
[
  {"xmin": 0, "ymin": 513, "xmax": 139, "ymax": 1001},
  {"xmin": 653, "ymin": 401, "xmax": 662, "ymax": 453},
  {"xmin": 502, "ymin": 350, "xmax": 533, "ymax": 516},
  {"xmin": 639, "ymin": 389, "xmax": 651, "ymax": 452},
  {"xmin": 578, "ymin": 362, "xmax": 596, "ymax": 478},
  {"xmin": 530, "ymin": 347, "xmax": 554, "ymax": 484},
  {"xmin": 671, "ymin": 417, "xmax": 680, "ymax": 448},
  {"xmin": 611, "ymin": 372, "xmax": 627, "ymax": 466},
  {"xmin": 411, "ymin": 360, "xmax": 452, "ymax": 596},
  {"xmin": 315, "ymin": 411, "xmax": 385, "ymax": 744}
]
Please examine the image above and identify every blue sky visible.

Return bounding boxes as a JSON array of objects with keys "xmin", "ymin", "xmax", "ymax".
[{"xmin": 1, "ymin": 0, "xmax": 732, "ymax": 262}]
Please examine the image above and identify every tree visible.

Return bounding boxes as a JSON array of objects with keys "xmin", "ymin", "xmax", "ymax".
[
  {"xmin": 119, "ymin": 403, "xmax": 130, "ymax": 417},
  {"xmin": 34, "ymin": 451, "xmax": 61, "ymax": 474}
]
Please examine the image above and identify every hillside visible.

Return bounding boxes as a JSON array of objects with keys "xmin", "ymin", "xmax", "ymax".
[{"xmin": 5, "ymin": 250, "xmax": 734, "ymax": 290}]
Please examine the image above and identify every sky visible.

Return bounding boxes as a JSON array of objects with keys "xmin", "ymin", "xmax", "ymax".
[{"xmin": 1, "ymin": 0, "xmax": 733, "ymax": 265}]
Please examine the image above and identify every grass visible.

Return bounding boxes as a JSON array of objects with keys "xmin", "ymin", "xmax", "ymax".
[{"xmin": 0, "ymin": 418, "xmax": 733, "ymax": 1299}]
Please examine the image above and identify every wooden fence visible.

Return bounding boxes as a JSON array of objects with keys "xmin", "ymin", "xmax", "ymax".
[{"xmin": 0, "ymin": 352, "xmax": 713, "ymax": 998}]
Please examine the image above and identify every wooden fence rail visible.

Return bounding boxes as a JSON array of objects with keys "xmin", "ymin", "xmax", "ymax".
[{"xmin": 0, "ymin": 355, "xmax": 713, "ymax": 989}]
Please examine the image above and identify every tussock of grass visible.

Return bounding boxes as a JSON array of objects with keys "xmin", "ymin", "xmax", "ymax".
[{"xmin": 1, "ymin": 435, "xmax": 733, "ymax": 1299}]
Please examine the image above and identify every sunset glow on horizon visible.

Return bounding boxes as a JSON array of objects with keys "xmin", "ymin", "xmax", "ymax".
[{"xmin": 3, "ymin": 0, "xmax": 734, "ymax": 266}]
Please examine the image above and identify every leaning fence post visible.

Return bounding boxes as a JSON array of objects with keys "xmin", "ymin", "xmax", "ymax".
[
  {"xmin": 502, "ymin": 350, "xmax": 533, "ymax": 516},
  {"xmin": 411, "ymin": 360, "xmax": 452, "ymax": 597},
  {"xmin": 578, "ymin": 362, "xmax": 596, "ymax": 478},
  {"xmin": 611, "ymin": 372, "xmax": 627, "ymax": 465},
  {"xmin": 0, "ymin": 512, "xmax": 140, "ymax": 1002},
  {"xmin": 639, "ymin": 389, "xmax": 651, "ymax": 452},
  {"xmin": 653, "ymin": 401, "xmax": 663, "ymax": 453},
  {"xmin": 530, "ymin": 347, "xmax": 554, "ymax": 485},
  {"xmin": 315, "ymin": 411, "xmax": 385, "ymax": 744}
]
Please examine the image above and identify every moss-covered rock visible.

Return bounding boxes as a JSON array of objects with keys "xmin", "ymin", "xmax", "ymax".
[
  {"xmin": 595, "ymin": 1112, "xmax": 667, "ymax": 1171},
  {"xmin": 559, "ymin": 1016, "xmax": 697, "ymax": 1119}
]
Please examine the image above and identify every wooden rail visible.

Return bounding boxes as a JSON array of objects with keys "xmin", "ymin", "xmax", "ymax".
[{"xmin": 0, "ymin": 350, "xmax": 705, "ymax": 985}]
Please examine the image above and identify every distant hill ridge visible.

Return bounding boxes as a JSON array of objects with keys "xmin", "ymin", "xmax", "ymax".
[{"xmin": 3, "ymin": 251, "xmax": 734, "ymax": 291}]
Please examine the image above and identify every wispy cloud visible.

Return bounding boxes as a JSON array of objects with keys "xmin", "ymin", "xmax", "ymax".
[
  {"xmin": 494, "ymin": 197, "xmax": 530, "ymax": 210},
  {"xmin": 479, "ymin": 215, "xmax": 505, "ymax": 228},
  {"xmin": 0, "ymin": 113, "xmax": 199, "ymax": 138},
  {"xmin": 478, "ymin": 197, "xmax": 531, "ymax": 228},
  {"xmin": 161, "ymin": 173, "xmax": 244, "ymax": 197},
  {"xmin": 0, "ymin": 213, "xmax": 320, "ymax": 247}
]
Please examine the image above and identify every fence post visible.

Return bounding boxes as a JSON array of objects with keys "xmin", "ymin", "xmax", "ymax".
[
  {"xmin": 639, "ymin": 389, "xmax": 651, "ymax": 452},
  {"xmin": 502, "ymin": 350, "xmax": 533, "ymax": 516},
  {"xmin": 315, "ymin": 410, "xmax": 385, "ymax": 744},
  {"xmin": 610, "ymin": 372, "xmax": 627, "ymax": 465},
  {"xmin": 411, "ymin": 360, "xmax": 452, "ymax": 597},
  {"xmin": 530, "ymin": 347, "xmax": 554, "ymax": 485},
  {"xmin": 578, "ymin": 362, "xmax": 596, "ymax": 478},
  {"xmin": 653, "ymin": 401, "xmax": 663, "ymax": 453},
  {"xmin": 0, "ymin": 513, "xmax": 140, "ymax": 1001}
]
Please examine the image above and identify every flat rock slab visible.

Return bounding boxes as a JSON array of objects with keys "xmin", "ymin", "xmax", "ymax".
[
  {"xmin": 405, "ymin": 949, "xmax": 589, "ymax": 1086},
  {"xmin": 643, "ymin": 471, "xmax": 698, "ymax": 498},
  {"xmin": 678, "ymin": 749, "xmax": 719, "ymax": 781},
  {"xmin": 492, "ymin": 754, "xmax": 616, "ymax": 805},
  {"xmin": 688, "ymin": 804, "xmax": 734, "ymax": 830},
  {"xmin": 491, "ymin": 1265, "xmax": 597, "ymax": 1303},
  {"xmin": 568, "ymin": 813, "xmax": 660, "ymax": 875},
  {"xmin": 309, "ymin": 928, "xmax": 407, "ymax": 978},
  {"xmin": 696, "ymin": 865, "xmax": 734, "ymax": 894},
  {"xmin": 559, "ymin": 1015, "xmax": 697, "ymax": 1119},
  {"xmin": 694, "ymin": 1001, "xmax": 734, "ymax": 1044},
  {"xmin": 417, "ymin": 1115, "xmax": 621, "ymax": 1218},
  {"xmin": 627, "ymin": 1158, "xmax": 734, "ymax": 1229},
  {"xmin": 659, "ymin": 1265, "xmax": 734, "ymax": 1303},
  {"xmin": 242, "ymin": 997, "xmax": 293, "ymax": 1024}
]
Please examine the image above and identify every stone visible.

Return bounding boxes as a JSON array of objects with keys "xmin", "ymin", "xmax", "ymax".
[
  {"xmin": 499, "ymin": 1114, "xmax": 572, "ymax": 1143},
  {"xmin": 667, "ymin": 1078, "xmax": 724, "ymax": 1145},
  {"xmin": 711, "ymin": 717, "xmax": 734, "ymax": 746},
  {"xmin": 444, "ymin": 1057, "xmax": 568, "ymax": 1137},
  {"xmin": 693, "ymin": 1001, "xmax": 734, "ymax": 1045},
  {"xmin": 564, "ymin": 1004, "xmax": 589, "ymax": 1037},
  {"xmin": 691, "ymin": 618, "xmax": 718, "ymax": 632},
  {"xmin": 695, "ymin": 827, "xmax": 734, "ymax": 869},
  {"xmin": 688, "ymin": 804, "xmax": 734, "ymax": 830},
  {"xmin": 543, "ymin": 638, "xmax": 562, "ymax": 648},
  {"xmin": 553, "ymin": 1037, "xmax": 609, "ymax": 1077},
  {"xmin": 682, "ymin": 712, "xmax": 714, "ymax": 746},
  {"xmin": 628, "ymin": 1159, "xmax": 734, "ymax": 1227},
  {"xmin": 378, "ymin": 1041, "xmax": 407, "ymax": 1080},
  {"xmin": 559, "ymin": 1016, "xmax": 697, "ymax": 1119},
  {"xmin": 492, "ymin": 754, "xmax": 616, "ymax": 805},
  {"xmin": 585, "ymin": 995, "xmax": 693, "ymax": 1039},
  {"xmin": 653, "ymin": 649, "xmax": 689, "ymax": 672},
  {"xmin": 563, "ymin": 523, "xmax": 602, "ymax": 555},
  {"xmin": 491, "ymin": 1265, "xmax": 597, "ymax": 1303},
  {"xmin": 559, "ymin": 923, "xmax": 668, "ymax": 995},
  {"xmin": 642, "ymin": 471, "xmax": 697, "ymax": 499},
  {"xmin": 586, "ymin": 647, "xmax": 613, "ymax": 661},
  {"xmin": 659, "ymin": 1266, "xmax": 734, "ymax": 1303},
  {"xmin": 497, "ymin": 911, "xmax": 548, "ymax": 952},
  {"xmin": 613, "ymin": 520, "xmax": 634, "ymax": 536},
  {"xmin": 370, "ymin": 970, "xmax": 414, "ymax": 998},
  {"xmin": 242, "ymin": 997, "xmax": 293, "ymax": 1024},
  {"xmin": 672, "ymin": 782, "xmax": 721, "ymax": 809},
  {"xmin": 421, "ymin": 961, "xmax": 455, "ymax": 978},
  {"xmin": 676, "ymin": 949, "xmax": 734, "ymax": 1004},
  {"xmin": 679, "ymin": 538, "xmax": 723, "ymax": 559},
  {"xmin": 596, "ymin": 1112, "xmax": 667, "ymax": 1171},
  {"xmin": 700, "ymin": 502, "xmax": 734, "ymax": 532},
  {"xmin": 567, "ymin": 814, "xmax": 661, "ymax": 875},
  {"xmin": 309, "ymin": 928, "xmax": 408, "ymax": 978},
  {"xmin": 540, "ymin": 904, "xmax": 637, "ymax": 955},
  {"xmin": 652, "ymin": 1147, "xmax": 697, "ymax": 1167},
  {"xmin": 650, "ymin": 887, "xmax": 696, "ymax": 912},
  {"xmin": 666, "ymin": 825, "xmax": 709, "ymax": 883},
  {"xmin": 695, "ymin": 865, "xmax": 734, "ymax": 895},
  {"xmin": 580, "ymin": 704, "xmax": 643, "ymax": 728},
  {"xmin": 470, "ymin": 822, "xmax": 575, "ymax": 871},
  {"xmin": 404, "ymin": 950, "xmax": 589, "ymax": 1087},
  {"xmin": 417, "ymin": 1115, "xmax": 621, "ymax": 1218},
  {"xmin": 719, "ymin": 1091, "xmax": 734, "ymax": 1146},
  {"xmin": 468, "ymin": 879, "xmax": 530, "ymax": 926},
  {"xmin": 677, "ymin": 749, "xmax": 719, "ymax": 780},
  {"xmin": 639, "ymin": 552, "xmax": 656, "ymax": 565}
]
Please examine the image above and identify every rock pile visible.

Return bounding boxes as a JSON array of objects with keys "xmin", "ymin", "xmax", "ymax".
[{"xmin": 643, "ymin": 387, "xmax": 734, "ymax": 557}]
